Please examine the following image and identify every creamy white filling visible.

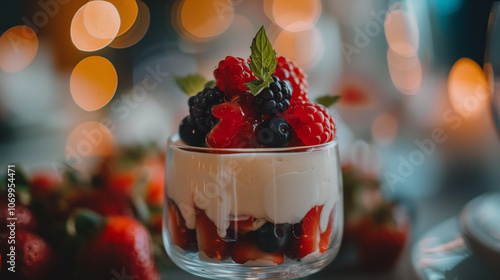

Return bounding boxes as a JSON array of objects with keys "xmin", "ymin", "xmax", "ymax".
[{"xmin": 166, "ymin": 142, "xmax": 340, "ymax": 237}]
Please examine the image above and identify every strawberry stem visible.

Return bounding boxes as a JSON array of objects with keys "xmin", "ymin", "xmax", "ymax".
[{"xmin": 71, "ymin": 209, "xmax": 105, "ymax": 237}]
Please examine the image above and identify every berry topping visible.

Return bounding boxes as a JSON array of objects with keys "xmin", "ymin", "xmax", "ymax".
[
  {"xmin": 179, "ymin": 87, "xmax": 225, "ymax": 146},
  {"xmin": 256, "ymin": 222, "xmax": 291, "ymax": 253},
  {"xmin": 188, "ymin": 87, "xmax": 225, "ymax": 133},
  {"xmin": 274, "ymin": 56, "xmax": 308, "ymax": 102},
  {"xmin": 178, "ymin": 116, "xmax": 206, "ymax": 147},
  {"xmin": 254, "ymin": 76, "xmax": 292, "ymax": 116},
  {"xmin": 280, "ymin": 101, "xmax": 336, "ymax": 146},
  {"xmin": 257, "ymin": 117, "xmax": 292, "ymax": 147},
  {"xmin": 214, "ymin": 56, "xmax": 257, "ymax": 97}
]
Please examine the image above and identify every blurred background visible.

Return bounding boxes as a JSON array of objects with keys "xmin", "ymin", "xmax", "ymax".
[{"xmin": 1, "ymin": 0, "xmax": 500, "ymax": 279}]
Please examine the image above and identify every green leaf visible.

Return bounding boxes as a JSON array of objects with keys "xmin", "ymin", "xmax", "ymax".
[
  {"xmin": 173, "ymin": 74, "xmax": 208, "ymax": 96},
  {"xmin": 248, "ymin": 26, "xmax": 277, "ymax": 82},
  {"xmin": 244, "ymin": 80, "xmax": 267, "ymax": 96},
  {"xmin": 315, "ymin": 95, "xmax": 342, "ymax": 107},
  {"xmin": 204, "ymin": 80, "xmax": 215, "ymax": 88}
]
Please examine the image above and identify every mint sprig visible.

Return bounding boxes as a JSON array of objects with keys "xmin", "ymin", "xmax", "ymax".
[
  {"xmin": 173, "ymin": 74, "xmax": 208, "ymax": 96},
  {"xmin": 244, "ymin": 26, "xmax": 277, "ymax": 96},
  {"xmin": 315, "ymin": 95, "xmax": 342, "ymax": 107}
]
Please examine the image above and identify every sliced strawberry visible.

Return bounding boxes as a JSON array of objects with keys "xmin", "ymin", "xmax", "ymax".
[
  {"xmin": 285, "ymin": 205, "xmax": 323, "ymax": 260},
  {"xmin": 166, "ymin": 199, "xmax": 197, "ymax": 251},
  {"xmin": 232, "ymin": 233, "xmax": 284, "ymax": 265},
  {"xmin": 195, "ymin": 209, "xmax": 232, "ymax": 260},
  {"xmin": 319, "ymin": 208, "xmax": 335, "ymax": 253},
  {"xmin": 229, "ymin": 216, "xmax": 266, "ymax": 235}
]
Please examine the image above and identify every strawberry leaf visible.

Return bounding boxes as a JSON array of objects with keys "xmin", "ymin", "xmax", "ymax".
[
  {"xmin": 315, "ymin": 95, "xmax": 342, "ymax": 107},
  {"xmin": 173, "ymin": 74, "xmax": 208, "ymax": 96}
]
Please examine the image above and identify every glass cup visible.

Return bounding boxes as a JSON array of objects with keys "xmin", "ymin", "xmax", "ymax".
[{"xmin": 163, "ymin": 134, "xmax": 343, "ymax": 279}]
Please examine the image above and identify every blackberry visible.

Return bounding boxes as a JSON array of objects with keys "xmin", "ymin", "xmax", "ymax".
[
  {"xmin": 254, "ymin": 76, "xmax": 292, "ymax": 116},
  {"xmin": 179, "ymin": 87, "xmax": 225, "ymax": 146},
  {"xmin": 257, "ymin": 117, "xmax": 292, "ymax": 147}
]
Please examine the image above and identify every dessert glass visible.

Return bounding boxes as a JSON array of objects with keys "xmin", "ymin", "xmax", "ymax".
[{"xmin": 163, "ymin": 134, "xmax": 343, "ymax": 279}]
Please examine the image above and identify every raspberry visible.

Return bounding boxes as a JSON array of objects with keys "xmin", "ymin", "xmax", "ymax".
[
  {"xmin": 280, "ymin": 101, "xmax": 336, "ymax": 146},
  {"xmin": 206, "ymin": 95, "xmax": 263, "ymax": 148},
  {"xmin": 179, "ymin": 87, "xmax": 225, "ymax": 146},
  {"xmin": 273, "ymin": 56, "xmax": 308, "ymax": 102},
  {"xmin": 214, "ymin": 56, "xmax": 257, "ymax": 97},
  {"xmin": 254, "ymin": 76, "xmax": 292, "ymax": 116}
]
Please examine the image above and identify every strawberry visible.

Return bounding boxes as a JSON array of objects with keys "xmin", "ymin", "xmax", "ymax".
[
  {"xmin": 232, "ymin": 232, "xmax": 284, "ymax": 265},
  {"xmin": 30, "ymin": 171, "xmax": 61, "ymax": 199},
  {"xmin": 66, "ymin": 189, "xmax": 134, "ymax": 218},
  {"xmin": 319, "ymin": 208, "xmax": 335, "ymax": 253},
  {"xmin": 195, "ymin": 209, "xmax": 232, "ymax": 260},
  {"xmin": 144, "ymin": 157, "xmax": 165, "ymax": 207},
  {"xmin": 106, "ymin": 170, "xmax": 136, "ymax": 197},
  {"xmin": 76, "ymin": 211, "xmax": 159, "ymax": 280},
  {"xmin": 0, "ymin": 202, "xmax": 38, "ymax": 233},
  {"xmin": 166, "ymin": 199, "xmax": 197, "ymax": 251},
  {"xmin": 353, "ymin": 204, "xmax": 410, "ymax": 271},
  {"xmin": 285, "ymin": 206, "xmax": 323, "ymax": 260},
  {"xmin": 0, "ymin": 230, "xmax": 58, "ymax": 280}
]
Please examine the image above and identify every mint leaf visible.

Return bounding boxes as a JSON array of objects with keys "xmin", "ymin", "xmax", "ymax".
[
  {"xmin": 204, "ymin": 80, "xmax": 215, "ymax": 88},
  {"xmin": 248, "ymin": 26, "xmax": 277, "ymax": 82},
  {"xmin": 315, "ymin": 95, "xmax": 342, "ymax": 107},
  {"xmin": 244, "ymin": 80, "xmax": 267, "ymax": 96},
  {"xmin": 173, "ymin": 74, "xmax": 208, "ymax": 96}
]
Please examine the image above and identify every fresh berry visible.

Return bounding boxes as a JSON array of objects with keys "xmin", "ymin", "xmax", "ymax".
[
  {"xmin": 30, "ymin": 171, "xmax": 61, "ymax": 199},
  {"xmin": 256, "ymin": 222, "xmax": 291, "ymax": 253},
  {"xmin": 195, "ymin": 209, "xmax": 232, "ymax": 260},
  {"xmin": 77, "ymin": 212, "xmax": 159, "ymax": 280},
  {"xmin": 166, "ymin": 199, "xmax": 197, "ymax": 251},
  {"xmin": 229, "ymin": 216, "xmax": 267, "ymax": 235},
  {"xmin": 319, "ymin": 208, "xmax": 335, "ymax": 253},
  {"xmin": 206, "ymin": 95, "xmax": 262, "ymax": 148},
  {"xmin": 273, "ymin": 56, "xmax": 308, "ymax": 102},
  {"xmin": 214, "ymin": 56, "xmax": 257, "ymax": 97},
  {"xmin": 280, "ymin": 101, "xmax": 336, "ymax": 146},
  {"xmin": 257, "ymin": 117, "xmax": 292, "ymax": 147},
  {"xmin": 254, "ymin": 76, "xmax": 292, "ymax": 116},
  {"xmin": 0, "ymin": 202, "xmax": 38, "ymax": 234},
  {"xmin": 66, "ymin": 189, "xmax": 134, "ymax": 218},
  {"xmin": 189, "ymin": 87, "xmax": 225, "ymax": 133},
  {"xmin": 0, "ymin": 230, "xmax": 58, "ymax": 280},
  {"xmin": 232, "ymin": 232, "xmax": 284, "ymax": 265},
  {"xmin": 354, "ymin": 204, "xmax": 409, "ymax": 271},
  {"xmin": 285, "ymin": 206, "xmax": 323, "ymax": 260},
  {"xmin": 179, "ymin": 116, "xmax": 207, "ymax": 147}
]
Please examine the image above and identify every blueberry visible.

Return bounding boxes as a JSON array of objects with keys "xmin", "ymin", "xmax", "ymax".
[
  {"xmin": 257, "ymin": 117, "xmax": 292, "ymax": 147},
  {"xmin": 256, "ymin": 222, "xmax": 291, "ymax": 253},
  {"xmin": 179, "ymin": 116, "xmax": 206, "ymax": 147}
]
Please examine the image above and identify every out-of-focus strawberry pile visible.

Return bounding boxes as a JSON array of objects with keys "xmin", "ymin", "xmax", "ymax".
[
  {"xmin": 0, "ymin": 144, "xmax": 166, "ymax": 280},
  {"xmin": 0, "ymin": 145, "xmax": 412, "ymax": 279}
]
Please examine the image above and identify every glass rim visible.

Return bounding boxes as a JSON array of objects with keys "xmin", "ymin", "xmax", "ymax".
[{"xmin": 168, "ymin": 134, "xmax": 339, "ymax": 154}]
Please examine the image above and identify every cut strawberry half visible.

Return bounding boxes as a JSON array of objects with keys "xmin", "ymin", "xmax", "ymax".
[
  {"xmin": 285, "ymin": 205, "xmax": 323, "ymax": 260},
  {"xmin": 232, "ymin": 232, "xmax": 284, "ymax": 265},
  {"xmin": 166, "ymin": 199, "xmax": 197, "ymax": 252},
  {"xmin": 319, "ymin": 208, "xmax": 335, "ymax": 253},
  {"xmin": 195, "ymin": 209, "xmax": 232, "ymax": 260}
]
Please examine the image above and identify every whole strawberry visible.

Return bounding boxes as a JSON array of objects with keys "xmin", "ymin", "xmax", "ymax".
[
  {"xmin": 75, "ymin": 211, "xmax": 159, "ymax": 280},
  {"xmin": 0, "ymin": 230, "xmax": 58, "ymax": 280}
]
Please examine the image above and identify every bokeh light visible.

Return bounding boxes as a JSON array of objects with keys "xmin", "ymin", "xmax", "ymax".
[
  {"xmin": 66, "ymin": 121, "xmax": 113, "ymax": 168},
  {"xmin": 273, "ymin": 26, "xmax": 323, "ymax": 68},
  {"xmin": 178, "ymin": 0, "xmax": 234, "ymax": 40},
  {"xmin": 0, "ymin": 25, "xmax": 38, "ymax": 73},
  {"xmin": 105, "ymin": 0, "xmax": 139, "ymax": 36},
  {"xmin": 339, "ymin": 84, "xmax": 370, "ymax": 106},
  {"xmin": 71, "ymin": 1, "xmax": 121, "ymax": 52},
  {"xmin": 110, "ymin": 1, "xmax": 150, "ymax": 49},
  {"xmin": 271, "ymin": 0, "xmax": 321, "ymax": 32},
  {"xmin": 385, "ymin": 6, "xmax": 419, "ymax": 56},
  {"xmin": 387, "ymin": 48, "xmax": 422, "ymax": 95},
  {"xmin": 83, "ymin": 0, "xmax": 121, "ymax": 40},
  {"xmin": 70, "ymin": 56, "xmax": 118, "ymax": 111},
  {"xmin": 372, "ymin": 113, "xmax": 399, "ymax": 146},
  {"xmin": 448, "ymin": 58, "xmax": 490, "ymax": 118}
]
